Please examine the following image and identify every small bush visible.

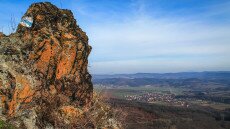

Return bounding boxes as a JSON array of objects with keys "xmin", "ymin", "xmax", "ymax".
[{"xmin": 0, "ymin": 120, "xmax": 16, "ymax": 129}]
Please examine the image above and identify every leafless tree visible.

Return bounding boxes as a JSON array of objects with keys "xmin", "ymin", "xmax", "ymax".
[
  {"xmin": 0, "ymin": 26, "xmax": 3, "ymax": 33},
  {"xmin": 9, "ymin": 14, "xmax": 17, "ymax": 33},
  {"xmin": 60, "ymin": 0, "xmax": 63, "ymax": 8}
]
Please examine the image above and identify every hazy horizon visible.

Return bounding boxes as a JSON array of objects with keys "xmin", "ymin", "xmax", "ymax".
[
  {"xmin": 92, "ymin": 70, "xmax": 230, "ymax": 75},
  {"xmin": 1, "ymin": 0, "xmax": 230, "ymax": 74}
]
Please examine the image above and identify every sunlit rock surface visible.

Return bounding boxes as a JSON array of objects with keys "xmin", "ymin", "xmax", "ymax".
[{"xmin": 0, "ymin": 2, "xmax": 93, "ymax": 128}]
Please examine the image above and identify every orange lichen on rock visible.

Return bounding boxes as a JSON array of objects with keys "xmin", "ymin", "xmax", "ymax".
[
  {"xmin": 0, "ymin": 78, "xmax": 6, "ymax": 108},
  {"xmin": 56, "ymin": 41, "xmax": 77, "ymax": 79},
  {"xmin": 34, "ymin": 41, "xmax": 52, "ymax": 72},
  {"xmin": 62, "ymin": 33, "xmax": 76, "ymax": 39},
  {"xmin": 60, "ymin": 106, "xmax": 83, "ymax": 118},
  {"xmin": 0, "ymin": 2, "xmax": 93, "ymax": 128},
  {"xmin": 7, "ymin": 92, "xmax": 18, "ymax": 116},
  {"xmin": 49, "ymin": 85, "xmax": 57, "ymax": 94},
  {"xmin": 7, "ymin": 75, "xmax": 34, "ymax": 116},
  {"xmin": 36, "ymin": 14, "xmax": 44, "ymax": 21}
]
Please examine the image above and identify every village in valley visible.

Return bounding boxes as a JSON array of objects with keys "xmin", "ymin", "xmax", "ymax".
[{"xmin": 124, "ymin": 93, "xmax": 190, "ymax": 107}]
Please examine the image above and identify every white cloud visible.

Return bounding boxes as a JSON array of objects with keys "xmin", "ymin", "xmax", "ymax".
[
  {"xmin": 1, "ymin": 0, "xmax": 229, "ymax": 73},
  {"xmin": 83, "ymin": 2, "xmax": 230, "ymax": 73},
  {"xmin": 87, "ymin": 16, "xmax": 230, "ymax": 55},
  {"xmin": 90, "ymin": 56, "xmax": 230, "ymax": 74}
]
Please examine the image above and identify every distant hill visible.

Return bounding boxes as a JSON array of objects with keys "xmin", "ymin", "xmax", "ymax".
[
  {"xmin": 93, "ymin": 71, "xmax": 230, "ymax": 79},
  {"xmin": 92, "ymin": 71, "xmax": 230, "ymax": 87}
]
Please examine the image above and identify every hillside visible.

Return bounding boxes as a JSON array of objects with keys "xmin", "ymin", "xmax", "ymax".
[{"xmin": 107, "ymin": 98, "xmax": 230, "ymax": 129}]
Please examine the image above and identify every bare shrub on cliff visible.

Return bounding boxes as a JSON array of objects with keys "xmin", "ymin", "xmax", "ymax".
[
  {"xmin": 33, "ymin": 92, "xmax": 123, "ymax": 128},
  {"xmin": 9, "ymin": 14, "xmax": 17, "ymax": 33},
  {"xmin": 82, "ymin": 92, "xmax": 124, "ymax": 128}
]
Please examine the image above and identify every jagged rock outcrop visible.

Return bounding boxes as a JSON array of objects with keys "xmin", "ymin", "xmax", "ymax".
[{"xmin": 0, "ymin": 2, "xmax": 93, "ymax": 128}]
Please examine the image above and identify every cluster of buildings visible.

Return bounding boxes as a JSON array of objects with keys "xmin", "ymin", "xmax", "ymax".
[{"xmin": 124, "ymin": 93, "xmax": 189, "ymax": 107}]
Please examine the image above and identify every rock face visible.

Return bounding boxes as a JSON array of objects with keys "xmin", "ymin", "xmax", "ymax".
[{"xmin": 0, "ymin": 2, "xmax": 93, "ymax": 127}]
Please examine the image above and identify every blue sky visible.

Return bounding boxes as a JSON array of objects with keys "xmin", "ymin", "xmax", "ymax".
[{"xmin": 0, "ymin": 0, "xmax": 230, "ymax": 74}]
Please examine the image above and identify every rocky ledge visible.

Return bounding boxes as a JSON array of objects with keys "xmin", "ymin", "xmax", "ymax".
[{"xmin": 0, "ymin": 2, "xmax": 93, "ymax": 128}]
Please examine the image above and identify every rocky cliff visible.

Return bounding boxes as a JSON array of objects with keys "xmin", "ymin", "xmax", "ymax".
[{"xmin": 0, "ymin": 2, "xmax": 93, "ymax": 128}]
